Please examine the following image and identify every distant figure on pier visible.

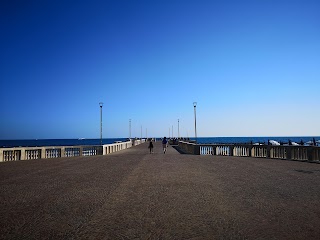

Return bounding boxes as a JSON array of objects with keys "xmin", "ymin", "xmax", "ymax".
[
  {"xmin": 148, "ymin": 140, "xmax": 154, "ymax": 154},
  {"xmin": 162, "ymin": 137, "xmax": 168, "ymax": 154}
]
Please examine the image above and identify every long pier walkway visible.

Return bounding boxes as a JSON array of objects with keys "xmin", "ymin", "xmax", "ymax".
[{"xmin": 1, "ymin": 142, "xmax": 320, "ymax": 239}]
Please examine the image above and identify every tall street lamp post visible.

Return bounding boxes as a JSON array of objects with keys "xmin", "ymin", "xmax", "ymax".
[
  {"xmin": 193, "ymin": 102, "xmax": 197, "ymax": 143},
  {"xmin": 178, "ymin": 119, "xmax": 180, "ymax": 139},
  {"xmin": 129, "ymin": 119, "xmax": 131, "ymax": 139},
  {"xmin": 99, "ymin": 102, "xmax": 103, "ymax": 145},
  {"xmin": 172, "ymin": 125, "xmax": 173, "ymax": 139}
]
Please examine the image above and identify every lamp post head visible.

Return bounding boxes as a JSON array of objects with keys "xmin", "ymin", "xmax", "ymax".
[
  {"xmin": 193, "ymin": 102, "xmax": 197, "ymax": 107},
  {"xmin": 99, "ymin": 102, "xmax": 103, "ymax": 108}
]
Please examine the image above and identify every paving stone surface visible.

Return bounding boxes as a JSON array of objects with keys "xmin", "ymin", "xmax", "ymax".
[{"xmin": 1, "ymin": 142, "xmax": 320, "ymax": 239}]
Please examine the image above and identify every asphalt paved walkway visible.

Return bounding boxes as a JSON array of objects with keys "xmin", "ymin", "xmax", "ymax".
[{"xmin": 1, "ymin": 142, "xmax": 320, "ymax": 239}]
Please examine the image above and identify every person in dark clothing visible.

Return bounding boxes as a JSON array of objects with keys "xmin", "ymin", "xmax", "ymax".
[
  {"xmin": 148, "ymin": 140, "xmax": 154, "ymax": 154},
  {"xmin": 162, "ymin": 137, "xmax": 168, "ymax": 154}
]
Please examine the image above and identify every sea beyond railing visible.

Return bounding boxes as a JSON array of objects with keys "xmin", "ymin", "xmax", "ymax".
[{"xmin": 0, "ymin": 139, "xmax": 146, "ymax": 162}]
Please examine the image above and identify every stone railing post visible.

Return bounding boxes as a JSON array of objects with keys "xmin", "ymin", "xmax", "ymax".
[
  {"xmin": 248, "ymin": 145, "xmax": 253, "ymax": 157},
  {"xmin": 307, "ymin": 147, "xmax": 314, "ymax": 162},
  {"xmin": 266, "ymin": 145, "xmax": 271, "ymax": 159},
  {"xmin": 21, "ymin": 149, "xmax": 26, "ymax": 160},
  {"xmin": 97, "ymin": 146, "xmax": 103, "ymax": 155},
  {"xmin": 229, "ymin": 145, "xmax": 234, "ymax": 156},
  {"xmin": 314, "ymin": 148, "xmax": 320, "ymax": 161},
  {"xmin": 286, "ymin": 146, "xmax": 292, "ymax": 160},
  {"xmin": 0, "ymin": 149, "xmax": 3, "ymax": 162},
  {"xmin": 194, "ymin": 144, "xmax": 200, "ymax": 155},
  {"xmin": 102, "ymin": 145, "xmax": 107, "ymax": 155},
  {"xmin": 60, "ymin": 147, "xmax": 65, "ymax": 157},
  {"xmin": 79, "ymin": 147, "xmax": 83, "ymax": 156},
  {"xmin": 41, "ymin": 147, "xmax": 46, "ymax": 159}
]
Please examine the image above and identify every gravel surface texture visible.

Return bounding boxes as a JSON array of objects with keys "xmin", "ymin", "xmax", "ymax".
[{"xmin": 1, "ymin": 142, "xmax": 320, "ymax": 239}]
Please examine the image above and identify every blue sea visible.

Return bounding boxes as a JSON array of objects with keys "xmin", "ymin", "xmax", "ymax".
[
  {"xmin": 190, "ymin": 136, "xmax": 320, "ymax": 145},
  {"xmin": 0, "ymin": 138, "xmax": 128, "ymax": 148},
  {"xmin": 0, "ymin": 137, "xmax": 319, "ymax": 148}
]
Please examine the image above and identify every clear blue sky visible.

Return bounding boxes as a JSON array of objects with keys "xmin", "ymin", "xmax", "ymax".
[{"xmin": 1, "ymin": 0, "xmax": 319, "ymax": 139}]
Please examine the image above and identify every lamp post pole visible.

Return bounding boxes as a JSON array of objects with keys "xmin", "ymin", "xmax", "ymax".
[
  {"xmin": 193, "ymin": 102, "xmax": 197, "ymax": 143},
  {"xmin": 178, "ymin": 119, "xmax": 180, "ymax": 139},
  {"xmin": 172, "ymin": 125, "xmax": 173, "ymax": 139},
  {"xmin": 129, "ymin": 119, "xmax": 131, "ymax": 139},
  {"xmin": 99, "ymin": 102, "xmax": 103, "ymax": 145}
]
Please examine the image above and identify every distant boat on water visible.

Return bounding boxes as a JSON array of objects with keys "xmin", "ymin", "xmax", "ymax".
[{"xmin": 78, "ymin": 138, "xmax": 85, "ymax": 140}]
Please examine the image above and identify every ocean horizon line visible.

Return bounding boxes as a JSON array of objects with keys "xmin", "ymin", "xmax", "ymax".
[{"xmin": 1, "ymin": 135, "xmax": 320, "ymax": 141}]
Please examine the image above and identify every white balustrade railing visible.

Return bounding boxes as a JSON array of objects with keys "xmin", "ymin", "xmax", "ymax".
[
  {"xmin": 25, "ymin": 149, "xmax": 41, "ymax": 160},
  {"xmin": 0, "ymin": 139, "xmax": 146, "ymax": 162},
  {"xmin": 3, "ymin": 150, "xmax": 20, "ymax": 161},
  {"xmin": 1, "ymin": 139, "xmax": 319, "ymax": 163},
  {"xmin": 291, "ymin": 147, "xmax": 308, "ymax": 161},
  {"xmin": 233, "ymin": 146, "xmax": 250, "ymax": 157},
  {"xmin": 252, "ymin": 146, "xmax": 267, "ymax": 158},
  {"xmin": 200, "ymin": 146, "xmax": 213, "ymax": 155},
  {"xmin": 65, "ymin": 148, "xmax": 81, "ymax": 157},
  {"xmin": 179, "ymin": 141, "xmax": 319, "ymax": 163},
  {"xmin": 46, "ymin": 149, "xmax": 61, "ymax": 158},
  {"xmin": 82, "ymin": 147, "xmax": 98, "ymax": 156},
  {"xmin": 216, "ymin": 145, "xmax": 230, "ymax": 156},
  {"xmin": 270, "ymin": 147, "xmax": 287, "ymax": 159},
  {"xmin": 314, "ymin": 148, "xmax": 320, "ymax": 161}
]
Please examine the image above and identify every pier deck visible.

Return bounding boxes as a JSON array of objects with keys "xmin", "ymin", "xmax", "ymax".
[{"xmin": 1, "ymin": 142, "xmax": 320, "ymax": 239}]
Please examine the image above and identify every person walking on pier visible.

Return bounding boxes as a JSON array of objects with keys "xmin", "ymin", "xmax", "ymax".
[
  {"xmin": 162, "ymin": 137, "xmax": 168, "ymax": 154},
  {"xmin": 148, "ymin": 140, "xmax": 154, "ymax": 154}
]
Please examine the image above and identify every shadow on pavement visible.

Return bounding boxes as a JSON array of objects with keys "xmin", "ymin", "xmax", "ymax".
[{"xmin": 171, "ymin": 145, "xmax": 187, "ymax": 154}]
